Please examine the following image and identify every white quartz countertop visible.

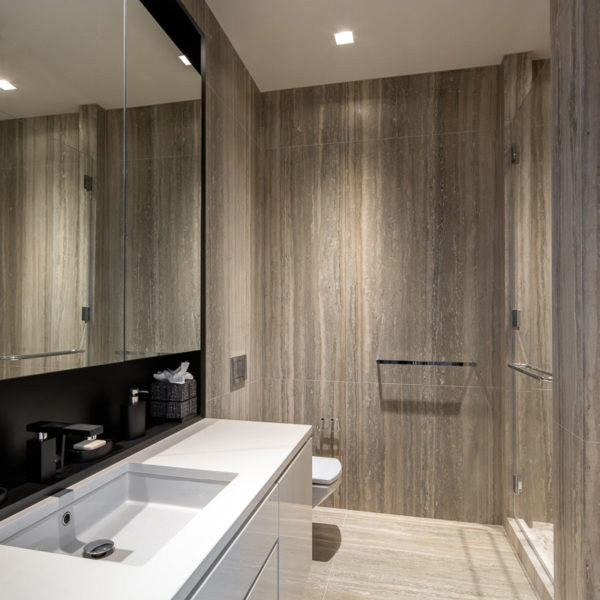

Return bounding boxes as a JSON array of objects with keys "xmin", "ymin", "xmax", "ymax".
[{"xmin": 0, "ymin": 418, "xmax": 312, "ymax": 600}]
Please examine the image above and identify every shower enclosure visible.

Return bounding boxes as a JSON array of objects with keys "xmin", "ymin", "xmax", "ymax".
[{"xmin": 507, "ymin": 60, "xmax": 553, "ymax": 585}]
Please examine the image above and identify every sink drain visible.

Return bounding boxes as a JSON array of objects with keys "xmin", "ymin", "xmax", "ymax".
[{"xmin": 83, "ymin": 539, "xmax": 114, "ymax": 559}]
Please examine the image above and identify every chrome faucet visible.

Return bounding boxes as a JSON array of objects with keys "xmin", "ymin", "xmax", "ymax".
[{"xmin": 26, "ymin": 421, "xmax": 104, "ymax": 478}]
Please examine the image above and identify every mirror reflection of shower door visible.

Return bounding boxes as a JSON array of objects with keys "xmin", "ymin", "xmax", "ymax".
[
  {"xmin": 0, "ymin": 125, "xmax": 93, "ymax": 378},
  {"xmin": 509, "ymin": 61, "xmax": 553, "ymax": 580},
  {"xmin": 0, "ymin": 0, "xmax": 125, "ymax": 379}
]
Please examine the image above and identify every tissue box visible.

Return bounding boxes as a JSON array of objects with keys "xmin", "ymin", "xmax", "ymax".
[
  {"xmin": 150, "ymin": 380, "xmax": 197, "ymax": 402},
  {"xmin": 150, "ymin": 396, "xmax": 197, "ymax": 421},
  {"xmin": 150, "ymin": 380, "xmax": 198, "ymax": 421}
]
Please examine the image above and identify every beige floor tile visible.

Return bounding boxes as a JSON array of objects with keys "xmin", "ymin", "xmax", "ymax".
[{"xmin": 302, "ymin": 508, "xmax": 538, "ymax": 600}]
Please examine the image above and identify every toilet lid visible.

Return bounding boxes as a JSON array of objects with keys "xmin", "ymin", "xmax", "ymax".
[{"xmin": 312, "ymin": 457, "xmax": 342, "ymax": 485}]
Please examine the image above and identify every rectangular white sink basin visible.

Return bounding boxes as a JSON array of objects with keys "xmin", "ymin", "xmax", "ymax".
[{"xmin": 0, "ymin": 463, "xmax": 236, "ymax": 566}]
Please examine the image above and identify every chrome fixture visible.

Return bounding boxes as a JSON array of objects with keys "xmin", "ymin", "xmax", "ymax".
[
  {"xmin": 83, "ymin": 539, "xmax": 114, "ymax": 559},
  {"xmin": 0, "ymin": 349, "xmax": 85, "ymax": 361},
  {"xmin": 507, "ymin": 362, "xmax": 553, "ymax": 382},
  {"xmin": 376, "ymin": 359, "xmax": 477, "ymax": 367}
]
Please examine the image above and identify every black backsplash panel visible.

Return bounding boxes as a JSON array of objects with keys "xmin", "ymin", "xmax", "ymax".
[{"xmin": 0, "ymin": 350, "xmax": 202, "ymax": 490}]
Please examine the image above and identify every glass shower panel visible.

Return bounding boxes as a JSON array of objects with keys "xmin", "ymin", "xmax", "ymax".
[{"xmin": 509, "ymin": 61, "xmax": 553, "ymax": 579}]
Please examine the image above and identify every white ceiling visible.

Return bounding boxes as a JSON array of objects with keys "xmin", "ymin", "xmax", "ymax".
[
  {"xmin": 205, "ymin": 0, "xmax": 550, "ymax": 92},
  {"xmin": 0, "ymin": 0, "xmax": 202, "ymax": 120}
]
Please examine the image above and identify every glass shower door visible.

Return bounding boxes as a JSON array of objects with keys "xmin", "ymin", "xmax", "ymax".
[{"xmin": 509, "ymin": 61, "xmax": 553, "ymax": 580}]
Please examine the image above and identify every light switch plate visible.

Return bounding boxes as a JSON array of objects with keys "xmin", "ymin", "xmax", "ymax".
[{"xmin": 230, "ymin": 355, "xmax": 247, "ymax": 385}]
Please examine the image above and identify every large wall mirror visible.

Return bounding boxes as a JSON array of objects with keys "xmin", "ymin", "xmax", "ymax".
[{"xmin": 0, "ymin": 0, "xmax": 203, "ymax": 380}]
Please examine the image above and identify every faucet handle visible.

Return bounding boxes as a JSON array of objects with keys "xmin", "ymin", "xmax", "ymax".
[
  {"xmin": 27, "ymin": 422, "xmax": 103, "ymax": 439},
  {"xmin": 62, "ymin": 424, "xmax": 104, "ymax": 438},
  {"xmin": 26, "ymin": 421, "xmax": 67, "ymax": 436}
]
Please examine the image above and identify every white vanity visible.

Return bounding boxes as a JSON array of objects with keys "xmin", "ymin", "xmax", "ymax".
[{"xmin": 0, "ymin": 419, "xmax": 312, "ymax": 600}]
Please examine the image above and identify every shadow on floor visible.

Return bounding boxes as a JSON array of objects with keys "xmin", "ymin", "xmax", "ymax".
[{"xmin": 312, "ymin": 522, "xmax": 341, "ymax": 562}]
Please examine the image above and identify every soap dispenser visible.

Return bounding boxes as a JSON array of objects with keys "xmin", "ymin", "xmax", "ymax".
[{"xmin": 121, "ymin": 388, "xmax": 148, "ymax": 440}]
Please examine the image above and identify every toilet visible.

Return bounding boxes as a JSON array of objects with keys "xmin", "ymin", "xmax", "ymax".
[{"xmin": 312, "ymin": 456, "xmax": 342, "ymax": 507}]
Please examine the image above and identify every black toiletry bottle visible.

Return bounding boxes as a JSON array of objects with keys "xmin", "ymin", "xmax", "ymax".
[{"xmin": 121, "ymin": 388, "xmax": 148, "ymax": 440}]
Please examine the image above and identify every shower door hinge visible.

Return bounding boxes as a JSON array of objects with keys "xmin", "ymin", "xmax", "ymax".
[
  {"xmin": 81, "ymin": 306, "xmax": 91, "ymax": 323},
  {"xmin": 513, "ymin": 475, "xmax": 523, "ymax": 495},
  {"xmin": 512, "ymin": 309, "xmax": 521, "ymax": 330},
  {"xmin": 510, "ymin": 144, "xmax": 520, "ymax": 165}
]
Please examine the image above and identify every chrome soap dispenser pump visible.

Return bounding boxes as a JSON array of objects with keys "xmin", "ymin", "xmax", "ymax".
[{"xmin": 121, "ymin": 388, "xmax": 148, "ymax": 440}]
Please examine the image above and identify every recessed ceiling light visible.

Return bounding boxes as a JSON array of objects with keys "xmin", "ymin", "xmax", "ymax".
[
  {"xmin": 0, "ymin": 79, "xmax": 17, "ymax": 91},
  {"xmin": 178, "ymin": 54, "xmax": 192, "ymax": 66},
  {"xmin": 334, "ymin": 31, "xmax": 354, "ymax": 45}
]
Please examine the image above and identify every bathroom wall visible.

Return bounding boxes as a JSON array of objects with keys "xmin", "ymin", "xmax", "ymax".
[
  {"xmin": 552, "ymin": 0, "xmax": 600, "ymax": 597},
  {"xmin": 180, "ymin": 0, "xmax": 264, "ymax": 417},
  {"xmin": 258, "ymin": 67, "xmax": 504, "ymax": 523}
]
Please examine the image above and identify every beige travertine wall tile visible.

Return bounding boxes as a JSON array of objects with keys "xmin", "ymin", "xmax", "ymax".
[
  {"xmin": 181, "ymin": 0, "xmax": 263, "ymax": 409},
  {"xmin": 345, "ymin": 382, "xmax": 494, "ymax": 522},
  {"xmin": 343, "ymin": 131, "xmax": 499, "ymax": 389},
  {"xmin": 553, "ymin": 425, "xmax": 584, "ymax": 599},
  {"xmin": 552, "ymin": 0, "xmax": 600, "ymax": 596},
  {"xmin": 584, "ymin": 440, "xmax": 600, "ymax": 595},
  {"xmin": 552, "ymin": 0, "xmax": 584, "ymax": 441},
  {"xmin": 263, "ymin": 142, "xmax": 347, "ymax": 383},
  {"xmin": 262, "ymin": 67, "xmax": 498, "ymax": 150},
  {"xmin": 261, "ymin": 66, "xmax": 502, "ymax": 524},
  {"xmin": 502, "ymin": 54, "xmax": 533, "ymax": 126}
]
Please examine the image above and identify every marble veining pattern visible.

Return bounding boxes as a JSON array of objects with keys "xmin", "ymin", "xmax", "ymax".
[
  {"xmin": 180, "ymin": 0, "xmax": 264, "ymax": 410},
  {"xmin": 261, "ymin": 66, "xmax": 503, "ymax": 523},
  {"xmin": 552, "ymin": 0, "xmax": 600, "ymax": 597}
]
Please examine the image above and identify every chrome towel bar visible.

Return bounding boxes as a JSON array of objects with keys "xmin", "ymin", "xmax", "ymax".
[
  {"xmin": 376, "ymin": 359, "xmax": 477, "ymax": 367},
  {"xmin": 508, "ymin": 362, "xmax": 553, "ymax": 382},
  {"xmin": 0, "ymin": 349, "xmax": 85, "ymax": 361}
]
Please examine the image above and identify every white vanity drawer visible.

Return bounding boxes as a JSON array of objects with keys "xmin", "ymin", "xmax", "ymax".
[
  {"xmin": 245, "ymin": 543, "xmax": 278, "ymax": 600},
  {"xmin": 189, "ymin": 486, "xmax": 278, "ymax": 599}
]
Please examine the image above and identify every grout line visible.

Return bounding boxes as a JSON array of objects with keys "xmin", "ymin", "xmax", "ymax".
[
  {"xmin": 205, "ymin": 377, "xmax": 262, "ymax": 405},
  {"xmin": 262, "ymin": 376, "xmax": 497, "ymax": 390},
  {"xmin": 318, "ymin": 508, "xmax": 348, "ymax": 600},
  {"xmin": 206, "ymin": 82, "xmax": 257, "ymax": 144},
  {"xmin": 556, "ymin": 421, "xmax": 585, "ymax": 443},
  {"xmin": 264, "ymin": 126, "xmax": 499, "ymax": 152}
]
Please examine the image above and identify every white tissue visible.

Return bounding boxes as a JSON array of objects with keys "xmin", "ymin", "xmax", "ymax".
[{"xmin": 153, "ymin": 361, "xmax": 194, "ymax": 384}]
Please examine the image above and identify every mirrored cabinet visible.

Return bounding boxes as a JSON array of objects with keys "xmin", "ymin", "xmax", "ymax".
[{"xmin": 0, "ymin": 0, "xmax": 203, "ymax": 381}]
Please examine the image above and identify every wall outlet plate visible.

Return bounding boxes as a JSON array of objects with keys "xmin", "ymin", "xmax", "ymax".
[{"xmin": 230, "ymin": 355, "xmax": 247, "ymax": 385}]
